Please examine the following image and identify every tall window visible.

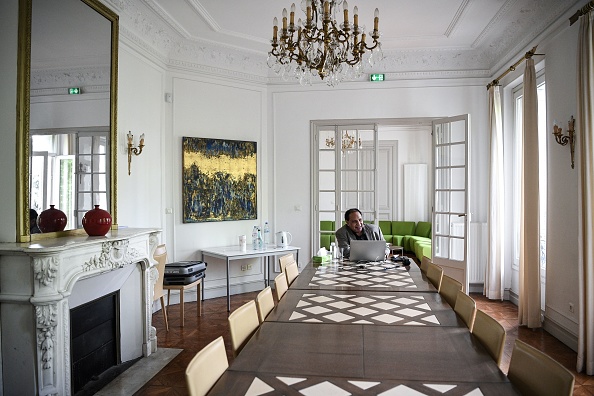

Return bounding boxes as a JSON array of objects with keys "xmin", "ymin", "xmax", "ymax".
[{"xmin": 512, "ymin": 73, "xmax": 547, "ymax": 310}]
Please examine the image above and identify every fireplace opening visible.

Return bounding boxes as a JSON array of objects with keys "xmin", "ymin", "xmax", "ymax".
[{"xmin": 71, "ymin": 291, "xmax": 120, "ymax": 394}]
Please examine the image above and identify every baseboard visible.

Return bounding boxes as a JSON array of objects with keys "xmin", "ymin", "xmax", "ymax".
[
  {"xmin": 543, "ymin": 317, "xmax": 578, "ymax": 352},
  {"xmin": 152, "ymin": 280, "xmax": 264, "ymax": 312}
]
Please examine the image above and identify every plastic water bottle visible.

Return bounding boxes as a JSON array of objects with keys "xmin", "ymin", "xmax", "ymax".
[
  {"xmin": 257, "ymin": 227, "xmax": 263, "ymax": 250},
  {"xmin": 263, "ymin": 221, "xmax": 270, "ymax": 246},
  {"xmin": 252, "ymin": 226, "xmax": 258, "ymax": 250}
]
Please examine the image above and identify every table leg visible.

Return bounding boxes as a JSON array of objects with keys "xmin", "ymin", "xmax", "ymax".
[
  {"xmin": 226, "ymin": 257, "xmax": 231, "ymax": 312},
  {"xmin": 198, "ymin": 280, "xmax": 202, "ymax": 317},
  {"xmin": 180, "ymin": 287, "xmax": 185, "ymax": 327}
]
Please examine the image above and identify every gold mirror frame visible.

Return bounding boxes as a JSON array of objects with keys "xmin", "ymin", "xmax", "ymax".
[{"xmin": 16, "ymin": 0, "xmax": 118, "ymax": 242}]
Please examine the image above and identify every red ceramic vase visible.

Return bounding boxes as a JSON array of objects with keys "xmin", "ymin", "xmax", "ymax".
[
  {"xmin": 82, "ymin": 205, "xmax": 112, "ymax": 236},
  {"xmin": 37, "ymin": 205, "xmax": 68, "ymax": 233}
]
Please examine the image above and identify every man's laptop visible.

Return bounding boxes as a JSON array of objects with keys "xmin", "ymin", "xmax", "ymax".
[{"xmin": 349, "ymin": 240, "xmax": 387, "ymax": 262}]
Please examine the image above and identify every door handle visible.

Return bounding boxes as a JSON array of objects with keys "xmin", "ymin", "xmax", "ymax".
[{"xmin": 458, "ymin": 214, "xmax": 467, "ymax": 217}]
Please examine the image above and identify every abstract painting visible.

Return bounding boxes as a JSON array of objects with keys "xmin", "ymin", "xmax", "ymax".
[{"xmin": 182, "ymin": 137, "xmax": 257, "ymax": 223}]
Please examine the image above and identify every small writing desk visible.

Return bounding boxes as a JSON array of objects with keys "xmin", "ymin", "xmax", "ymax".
[{"xmin": 201, "ymin": 245, "xmax": 300, "ymax": 311}]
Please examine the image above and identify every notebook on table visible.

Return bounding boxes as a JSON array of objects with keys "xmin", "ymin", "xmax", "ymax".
[{"xmin": 349, "ymin": 240, "xmax": 388, "ymax": 262}]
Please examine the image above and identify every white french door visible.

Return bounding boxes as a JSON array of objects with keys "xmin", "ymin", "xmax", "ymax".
[
  {"xmin": 432, "ymin": 115, "xmax": 470, "ymax": 291},
  {"xmin": 312, "ymin": 123, "xmax": 379, "ymax": 252}
]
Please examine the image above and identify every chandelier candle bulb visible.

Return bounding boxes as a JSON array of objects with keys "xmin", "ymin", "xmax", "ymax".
[
  {"xmin": 282, "ymin": 8, "xmax": 287, "ymax": 30},
  {"xmin": 273, "ymin": 18, "xmax": 278, "ymax": 41},
  {"xmin": 354, "ymin": 6, "xmax": 358, "ymax": 27},
  {"xmin": 290, "ymin": 3, "xmax": 295, "ymax": 26},
  {"xmin": 374, "ymin": 8, "xmax": 379, "ymax": 31},
  {"xmin": 344, "ymin": 1, "xmax": 348, "ymax": 24}
]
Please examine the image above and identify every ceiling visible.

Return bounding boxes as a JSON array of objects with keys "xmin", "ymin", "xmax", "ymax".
[
  {"xmin": 133, "ymin": 0, "xmax": 582, "ymax": 78},
  {"xmin": 33, "ymin": 0, "xmax": 586, "ymax": 82}
]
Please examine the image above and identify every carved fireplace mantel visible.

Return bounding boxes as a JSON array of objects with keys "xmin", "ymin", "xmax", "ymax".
[{"xmin": 0, "ymin": 228, "xmax": 161, "ymax": 396}]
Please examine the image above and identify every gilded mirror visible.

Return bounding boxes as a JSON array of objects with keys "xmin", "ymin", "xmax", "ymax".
[{"xmin": 17, "ymin": 0, "xmax": 118, "ymax": 241}]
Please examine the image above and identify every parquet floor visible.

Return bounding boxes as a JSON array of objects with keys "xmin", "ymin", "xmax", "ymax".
[{"xmin": 134, "ymin": 265, "xmax": 594, "ymax": 395}]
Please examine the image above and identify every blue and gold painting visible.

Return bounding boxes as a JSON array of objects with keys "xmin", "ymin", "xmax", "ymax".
[{"xmin": 182, "ymin": 137, "xmax": 257, "ymax": 223}]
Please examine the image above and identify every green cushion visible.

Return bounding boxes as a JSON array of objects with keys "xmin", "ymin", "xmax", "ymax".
[
  {"xmin": 379, "ymin": 221, "xmax": 392, "ymax": 236},
  {"xmin": 320, "ymin": 221, "xmax": 335, "ymax": 231},
  {"xmin": 320, "ymin": 234, "xmax": 335, "ymax": 250},
  {"xmin": 392, "ymin": 221, "xmax": 416, "ymax": 236},
  {"xmin": 415, "ymin": 221, "xmax": 432, "ymax": 238},
  {"xmin": 414, "ymin": 242, "xmax": 432, "ymax": 261},
  {"xmin": 392, "ymin": 235, "xmax": 404, "ymax": 246}
]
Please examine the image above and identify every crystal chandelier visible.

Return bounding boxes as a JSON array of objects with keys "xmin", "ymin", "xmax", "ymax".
[
  {"xmin": 267, "ymin": 0, "xmax": 383, "ymax": 86},
  {"xmin": 325, "ymin": 131, "xmax": 361, "ymax": 150}
]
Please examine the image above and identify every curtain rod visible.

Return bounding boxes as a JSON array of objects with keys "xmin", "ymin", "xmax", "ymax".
[
  {"xmin": 486, "ymin": 46, "xmax": 542, "ymax": 90},
  {"xmin": 570, "ymin": 0, "xmax": 594, "ymax": 26}
]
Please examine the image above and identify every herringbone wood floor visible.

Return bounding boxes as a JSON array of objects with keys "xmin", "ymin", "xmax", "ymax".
[{"xmin": 133, "ymin": 263, "xmax": 594, "ymax": 395}]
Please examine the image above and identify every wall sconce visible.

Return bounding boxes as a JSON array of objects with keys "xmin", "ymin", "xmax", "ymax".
[
  {"xmin": 127, "ymin": 131, "xmax": 145, "ymax": 175},
  {"xmin": 552, "ymin": 116, "xmax": 575, "ymax": 169}
]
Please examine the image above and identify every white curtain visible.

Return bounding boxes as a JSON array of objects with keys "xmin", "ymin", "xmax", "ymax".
[
  {"xmin": 485, "ymin": 85, "xmax": 504, "ymax": 300},
  {"xmin": 518, "ymin": 58, "xmax": 541, "ymax": 328},
  {"xmin": 577, "ymin": 9, "xmax": 594, "ymax": 375}
]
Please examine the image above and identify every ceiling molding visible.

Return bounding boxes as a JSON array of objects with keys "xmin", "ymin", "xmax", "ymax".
[{"xmin": 444, "ymin": 0, "xmax": 471, "ymax": 38}]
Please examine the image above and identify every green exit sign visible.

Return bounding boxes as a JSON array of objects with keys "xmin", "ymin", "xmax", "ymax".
[
  {"xmin": 370, "ymin": 74, "xmax": 385, "ymax": 82},
  {"xmin": 68, "ymin": 87, "xmax": 81, "ymax": 95}
]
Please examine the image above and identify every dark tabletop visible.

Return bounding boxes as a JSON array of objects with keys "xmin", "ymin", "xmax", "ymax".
[
  {"xmin": 266, "ymin": 288, "xmax": 463, "ymax": 326},
  {"xmin": 291, "ymin": 261, "xmax": 437, "ymax": 292},
  {"xmin": 228, "ymin": 322, "xmax": 510, "ymax": 383}
]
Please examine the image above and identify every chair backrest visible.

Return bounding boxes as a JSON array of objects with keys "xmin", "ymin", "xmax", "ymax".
[
  {"xmin": 439, "ymin": 275, "xmax": 462, "ymax": 308},
  {"xmin": 426, "ymin": 262, "xmax": 443, "ymax": 291},
  {"xmin": 274, "ymin": 272, "xmax": 288, "ymax": 301},
  {"xmin": 453, "ymin": 290, "xmax": 476, "ymax": 330},
  {"xmin": 471, "ymin": 309, "xmax": 506, "ymax": 365},
  {"xmin": 420, "ymin": 255, "xmax": 431, "ymax": 274},
  {"xmin": 153, "ymin": 244, "xmax": 167, "ymax": 301},
  {"xmin": 256, "ymin": 286, "xmax": 275, "ymax": 323},
  {"xmin": 508, "ymin": 339, "xmax": 575, "ymax": 396},
  {"xmin": 228, "ymin": 300, "xmax": 259, "ymax": 356},
  {"xmin": 278, "ymin": 253, "xmax": 295, "ymax": 272},
  {"xmin": 185, "ymin": 336, "xmax": 229, "ymax": 396},
  {"xmin": 285, "ymin": 262, "xmax": 299, "ymax": 286}
]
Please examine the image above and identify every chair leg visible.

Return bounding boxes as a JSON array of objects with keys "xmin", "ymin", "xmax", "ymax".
[
  {"xmin": 160, "ymin": 295, "xmax": 169, "ymax": 331},
  {"xmin": 180, "ymin": 289, "xmax": 185, "ymax": 327},
  {"xmin": 198, "ymin": 280, "xmax": 202, "ymax": 317}
]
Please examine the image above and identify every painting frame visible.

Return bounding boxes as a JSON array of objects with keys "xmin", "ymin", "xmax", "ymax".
[{"xmin": 182, "ymin": 137, "xmax": 257, "ymax": 223}]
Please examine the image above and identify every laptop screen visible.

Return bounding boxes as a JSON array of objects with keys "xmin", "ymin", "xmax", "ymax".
[{"xmin": 349, "ymin": 240, "xmax": 388, "ymax": 262}]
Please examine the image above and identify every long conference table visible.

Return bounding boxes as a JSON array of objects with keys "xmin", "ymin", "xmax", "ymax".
[{"xmin": 208, "ymin": 259, "xmax": 520, "ymax": 395}]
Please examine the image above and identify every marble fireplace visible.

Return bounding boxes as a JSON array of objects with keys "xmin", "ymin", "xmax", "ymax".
[{"xmin": 0, "ymin": 228, "xmax": 161, "ymax": 396}]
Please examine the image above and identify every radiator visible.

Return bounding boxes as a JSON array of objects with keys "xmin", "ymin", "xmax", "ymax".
[{"xmin": 468, "ymin": 222, "xmax": 487, "ymax": 283}]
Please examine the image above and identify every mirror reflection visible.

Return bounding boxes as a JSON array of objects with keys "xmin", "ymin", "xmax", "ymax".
[{"xmin": 29, "ymin": 0, "xmax": 112, "ymax": 233}]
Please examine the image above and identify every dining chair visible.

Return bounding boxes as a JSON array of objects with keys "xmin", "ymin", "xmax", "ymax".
[
  {"xmin": 420, "ymin": 255, "xmax": 431, "ymax": 274},
  {"xmin": 285, "ymin": 262, "xmax": 299, "ymax": 286},
  {"xmin": 426, "ymin": 262, "xmax": 443, "ymax": 291},
  {"xmin": 185, "ymin": 336, "xmax": 228, "ymax": 396},
  {"xmin": 508, "ymin": 339, "xmax": 574, "ymax": 396},
  {"xmin": 439, "ymin": 274, "xmax": 462, "ymax": 308},
  {"xmin": 278, "ymin": 253, "xmax": 295, "ymax": 272},
  {"xmin": 152, "ymin": 244, "xmax": 169, "ymax": 331},
  {"xmin": 274, "ymin": 272, "xmax": 289, "ymax": 302},
  {"xmin": 453, "ymin": 290, "xmax": 476, "ymax": 330},
  {"xmin": 255, "ymin": 286, "xmax": 275, "ymax": 323},
  {"xmin": 228, "ymin": 300, "xmax": 259, "ymax": 356},
  {"xmin": 157, "ymin": 244, "xmax": 202, "ymax": 327},
  {"xmin": 471, "ymin": 309, "xmax": 506, "ymax": 365}
]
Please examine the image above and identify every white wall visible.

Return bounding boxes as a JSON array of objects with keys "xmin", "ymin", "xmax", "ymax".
[
  {"xmin": 542, "ymin": 23, "xmax": 580, "ymax": 347},
  {"xmin": 117, "ymin": 45, "xmax": 166, "ymax": 234},
  {"xmin": 270, "ymin": 82, "xmax": 489, "ymax": 259}
]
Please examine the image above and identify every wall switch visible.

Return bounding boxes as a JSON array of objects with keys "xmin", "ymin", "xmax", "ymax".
[{"xmin": 165, "ymin": 208, "xmax": 173, "ymax": 214}]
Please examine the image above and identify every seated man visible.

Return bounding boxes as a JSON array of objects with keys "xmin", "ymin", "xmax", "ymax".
[{"xmin": 335, "ymin": 208, "xmax": 385, "ymax": 258}]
